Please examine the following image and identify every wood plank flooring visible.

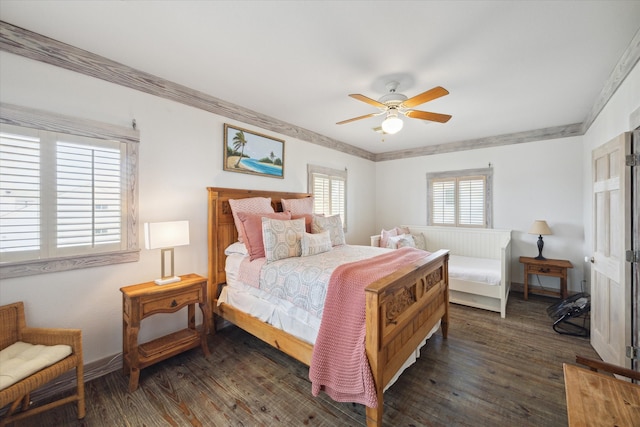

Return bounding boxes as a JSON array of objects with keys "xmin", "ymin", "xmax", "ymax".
[{"xmin": 11, "ymin": 293, "xmax": 598, "ymax": 426}]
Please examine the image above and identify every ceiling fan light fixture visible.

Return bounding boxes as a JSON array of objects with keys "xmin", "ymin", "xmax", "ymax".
[{"xmin": 381, "ymin": 112, "xmax": 403, "ymax": 134}]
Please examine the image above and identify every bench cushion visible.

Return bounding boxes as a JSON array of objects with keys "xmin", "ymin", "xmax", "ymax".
[{"xmin": 0, "ymin": 341, "xmax": 72, "ymax": 390}]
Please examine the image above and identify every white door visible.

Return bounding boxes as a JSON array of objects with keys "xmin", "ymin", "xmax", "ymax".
[{"xmin": 591, "ymin": 132, "xmax": 632, "ymax": 368}]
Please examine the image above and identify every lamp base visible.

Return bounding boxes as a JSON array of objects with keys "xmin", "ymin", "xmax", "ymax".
[
  {"xmin": 534, "ymin": 255, "xmax": 547, "ymax": 261},
  {"xmin": 154, "ymin": 276, "xmax": 181, "ymax": 286}
]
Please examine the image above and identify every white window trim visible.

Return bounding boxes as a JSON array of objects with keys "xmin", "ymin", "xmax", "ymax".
[
  {"xmin": 307, "ymin": 164, "xmax": 347, "ymax": 232},
  {"xmin": 0, "ymin": 103, "xmax": 140, "ymax": 278},
  {"xmin": 426, "ymin": 167, "xmax": 493, "ymax": 228}
]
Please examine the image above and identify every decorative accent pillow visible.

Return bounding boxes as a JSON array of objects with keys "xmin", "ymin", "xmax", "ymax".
[
  {"xmin": 237, "ymin": 211, "xmax": 291, "ymax": 260},
  {"xmin": 229, "ymin": 197, "xmax": 274, "ymax": 243},
  {"xmin": 386, "ymin": 234, "xmax": 416, "ymax": 249},
  {"xmin": 281, "ymin": 197, "xmax": 314, "ymax": 215},
  {"xmin": 411, "ymin": 233, "xmax": 427, "ymax": 251},
  {"xmin": 395, "ymin": 226, "xmax": 410, "ymax": 235},
  {"xmin": 301, "ymin": 231, "xmax": 332, "ymax": 257},
  {"xmin": 224, "ymin": 241, "xmax": 249, "ymax": 256},
  {"xmin": 380, "ymin": 228, "xmax": 398, "ymax": 248},
  {"xmin": 291, "ymin": 213, "xmax": 314, "ymax": 233},
  {"xmin": 311, "ymin": 214, "xmax": 345, "ymax": 246},
  {"xmin": 262, "ymin": 217, "xmax": 305, "ymax": 263}
]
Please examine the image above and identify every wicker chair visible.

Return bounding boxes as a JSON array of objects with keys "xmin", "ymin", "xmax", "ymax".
[{"xmin": 0, "ymin": 302, "xmax": 85, "ymax": 425}]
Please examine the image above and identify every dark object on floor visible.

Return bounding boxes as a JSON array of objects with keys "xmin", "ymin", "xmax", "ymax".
[{"xmin": 547, "ymin": 293, "xmax": 590, "ymax": 337}]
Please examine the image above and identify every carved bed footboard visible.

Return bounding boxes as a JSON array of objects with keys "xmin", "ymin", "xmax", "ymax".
[{"xmin": 364, "ymin": 249, "xmax": 449, "ymax": 426}]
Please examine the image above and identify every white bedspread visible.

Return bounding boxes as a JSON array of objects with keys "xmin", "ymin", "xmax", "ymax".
[{"xmin": 448, "ymin": 255, "xmax": 501, "ymax": 285}]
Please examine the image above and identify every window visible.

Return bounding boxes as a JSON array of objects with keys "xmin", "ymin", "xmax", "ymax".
[
  {"xmin": 0, "ymin": 104, "xmax": 139, "ymax": 278},
  {"xmin": 427, "ymin": 168, "xmax": 493, "ymax": 228},
  {"xmin": 307, "ymin": 164, "xmax": 347, "ymax": 230}
]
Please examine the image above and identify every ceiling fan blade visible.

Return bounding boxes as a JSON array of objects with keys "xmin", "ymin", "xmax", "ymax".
[
  {"xmin": 401, "ymin": 86, "xmax": 449, "ymax": 108},
  {"xmin": 349, "ymin": 94, "xmax": 387, "ymax": 109},
  {"xmin": 405, "ymin": 110, "xmax": 452, "ymax": 123},
  {"xmin": 336, "ymin": 113, "xmax": 378, "ymax": 125}
]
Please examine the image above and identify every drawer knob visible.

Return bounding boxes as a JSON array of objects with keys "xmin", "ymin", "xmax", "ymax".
[
  {"xmin": 171, "ymin": 300, "xmax": 178, "ymax": 307},
  {"xmin": 539, "ymin": 268, "xmax": 550, "ymax": 273}
]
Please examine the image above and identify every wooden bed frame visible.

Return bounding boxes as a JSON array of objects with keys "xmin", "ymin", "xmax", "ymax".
[{"xmin": 207, "ymin": 187, "xmax": 450, "ymax": 427}]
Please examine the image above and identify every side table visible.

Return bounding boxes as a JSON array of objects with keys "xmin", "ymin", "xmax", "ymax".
[
  {"xmin": 519, "ymin": 256, "xmax": 573, "ymax": 300},
  {"xmin": 120, "ymin": 273, "xmax": 211, "ymax": 392}
]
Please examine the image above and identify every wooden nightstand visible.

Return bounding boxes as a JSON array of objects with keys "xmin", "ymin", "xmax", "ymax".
[
  {"xmin": 519, "ymin": 256, "xmax": 573, "ymax": 300},
  {"xmin": 120, "ymin": 273, "xmax": 211, "ymax": 392}
]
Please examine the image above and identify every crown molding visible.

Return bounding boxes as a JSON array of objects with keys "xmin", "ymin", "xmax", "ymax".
[{"xmin": 374, "ymin": 123, "xmax": 584, "ymax": 162}]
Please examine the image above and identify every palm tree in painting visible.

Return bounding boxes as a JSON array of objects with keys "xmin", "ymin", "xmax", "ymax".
[
  {"xmin": 269, "ymin": 151, "xmax": 275, "ymax": 163},
  {"xmin": 233, "ymin": 131, "xmax": 247, "ymax": 168}
]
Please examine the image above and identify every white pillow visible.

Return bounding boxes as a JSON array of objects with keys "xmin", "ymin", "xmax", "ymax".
[
  {"xmin": 224, "ymin": 242, "xmax": 249, "ymax": 256},
  {"xmin": 379, "ymin": 228, "xmax": 398, "ymax": 248},
  {"xmin": 411, "ymin": 233, "xmax": 427, "ymax": 251},
  {"xmin": 262, "ymin": 217, "xmax": 305, "ymax": 263},
  {"xmin": 386, "ymin": 234, "xmax": 416, "ymax": 249},
  {"xmin": 301, "ymin": 231, "xmax": 332, "ymax": 257},
  {"xmin": 311, "ymin": 214, "xmax": 345, "ymax": 246}
]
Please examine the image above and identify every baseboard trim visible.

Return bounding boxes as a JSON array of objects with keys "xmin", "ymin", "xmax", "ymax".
[{"xmin": 9, "ymin": 353, "xmax": 123, "ymax": 408}]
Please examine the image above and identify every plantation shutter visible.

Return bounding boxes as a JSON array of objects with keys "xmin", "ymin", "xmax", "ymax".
[
  {"xmin": 1, "ymin": 124, "xmax": 126, "ymax": 263},
  {"xmin": 431, "ymin": 179, "xmax": 455, "ymax": 225},
  {"xmin": 458, "ymin": 177, "xmax": 485, "ymax": 226},
  {"xmin": 56, "ymin": 139, "xmax": 123, "ymax": 251},
  {"xmin": 428, "ymin": 170, "xmax": 490, "ymax": 228},
  {"xmin": 308, "ymin": 165, "xmax": 347, "ymax": 229},
  {"xmin": 0, "ymin": 130, "xmax": 41, "ymax": 258}
]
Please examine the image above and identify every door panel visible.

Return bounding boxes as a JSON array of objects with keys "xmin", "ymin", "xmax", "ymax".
[{"xmin": 591, "ymin": 132, "xmax": 631, "ymax": 368}]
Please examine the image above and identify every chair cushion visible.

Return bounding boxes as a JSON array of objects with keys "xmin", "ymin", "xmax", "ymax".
[{"xmin": 0, "ymin": 341, "xmax": 72, "ymax": 390}]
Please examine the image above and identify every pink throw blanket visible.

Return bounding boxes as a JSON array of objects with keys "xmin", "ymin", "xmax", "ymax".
[{"xmin": 309, "ymin": 246, "xmax": 430, "ymax": 407}]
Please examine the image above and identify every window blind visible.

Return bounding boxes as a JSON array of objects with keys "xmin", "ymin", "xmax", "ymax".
[
  {"xmin": 429, "ymin": 172, "xmax": 489, "ymax": 228},
  {"xmin": 0, "ymin": 131, "xmax": 41, "ymax": 254},
  {"xmin": 308, "ymin": 165, "xmax": 347, "ymax": 229}
]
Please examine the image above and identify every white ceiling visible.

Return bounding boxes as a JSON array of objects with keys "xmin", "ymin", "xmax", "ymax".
[{"xmin": 2, "ymin": 1, "xmax": 640, "ymax": 155}]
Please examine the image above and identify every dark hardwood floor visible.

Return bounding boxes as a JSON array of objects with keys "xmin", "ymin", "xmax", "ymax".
[{"xmin": 11, "ymin": 293, "xmax": 597, "ymax": 426}]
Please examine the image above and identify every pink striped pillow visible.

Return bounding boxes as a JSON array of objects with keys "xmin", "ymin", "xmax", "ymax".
[
  {"xmin": 229, "ymin": 197, "xmax": 274, "ymax": 243},
  {"xmin": 281, "ymin": 197, "xmax": 314, "ymax": 215}
]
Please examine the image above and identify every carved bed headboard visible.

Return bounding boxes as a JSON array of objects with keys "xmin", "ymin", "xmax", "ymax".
[{"xmin": 207, "ymin": 187, "xmax": 312, "ymax": 298}]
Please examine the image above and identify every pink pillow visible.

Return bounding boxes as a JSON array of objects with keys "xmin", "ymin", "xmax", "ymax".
[
  {"xmin": 237, "ymin": 211, "xmax": 291, "ymax": 260},
  {"xmin": 291, "ymin": 213, "xmax": 314, "ymax": 233},
  {"xmin": 229, "ymin": 197, "xmax": 274, "ymax": 243},
  {"xmin": 380, "ymin": 228, "xmax": 398, "ymax": 248},
  {"xmin": 281, "ymin": 197, "xmax": 314, "ymax": 215}
]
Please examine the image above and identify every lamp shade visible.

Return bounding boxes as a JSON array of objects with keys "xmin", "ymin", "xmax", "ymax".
[
  {"xmin": 528, "ymin": 220, "xmax": 552, "ymax": 236},
  {"xmin": 381, "ymin": 113, "xmax": 403, "ymax": 134},
  {"xmin": 144, "ymin": 221, "xmax": 190, "ymax": 249}
]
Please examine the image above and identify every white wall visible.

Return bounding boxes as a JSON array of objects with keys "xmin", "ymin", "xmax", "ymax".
[
  {"xmin": 0, "ymin": 52, "xmax": 377, "ymax": 364},
  {"xmin": 375, "ymin": 137, "xmax": 585, "ymax": 292},
  {"xmin": 581, "ymin": 60, "xmax": 640, "ymax": 290}
]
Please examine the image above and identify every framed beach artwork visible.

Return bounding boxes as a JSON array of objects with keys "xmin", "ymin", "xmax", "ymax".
[{"xmin": 223, "ymin": 124, "xmax": 285, "ymax": 179}]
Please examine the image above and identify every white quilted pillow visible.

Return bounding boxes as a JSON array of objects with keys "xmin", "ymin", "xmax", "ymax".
[
  {"xmin": 311, "ymin": 214, "xmax": 345, "ymax": 246},
  {"xmin": 262, "ymin": 217, "xmax": 305, "ymax": 263},
  {"xmin": 301, "ymin": 231, "xmax": 332, "ymax": 257},
  {"xmin": 0, "ymin": 341, "xmax": 72, "ymax": 390}
]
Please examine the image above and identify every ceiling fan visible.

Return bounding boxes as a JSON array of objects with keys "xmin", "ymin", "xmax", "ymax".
[{"xmin": 337, "ymin": 81, "xmax": 452, "ymax": 134}]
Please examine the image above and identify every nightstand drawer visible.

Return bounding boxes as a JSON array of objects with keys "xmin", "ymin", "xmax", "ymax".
[
  {"xmin": 526, "ymin": 265, "xmax": 565, "ymax": 275},
  {"xmin": 142, "ymin": 288, "xmax": 201, "ymax": 316}
]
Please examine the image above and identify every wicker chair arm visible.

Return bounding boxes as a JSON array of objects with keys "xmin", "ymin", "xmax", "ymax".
[{"xmin": 20, "ymin": 327, "xmax": 82, "ymax": 353}]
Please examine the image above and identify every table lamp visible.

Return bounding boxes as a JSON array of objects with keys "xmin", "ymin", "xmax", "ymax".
[
  {"xmin": 144, "ymin": 220, "xmax": 190, "ymax": 285},
  {"xmin": 528, "ymin": 220, "xmax": 552, "ymax": 260}
]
